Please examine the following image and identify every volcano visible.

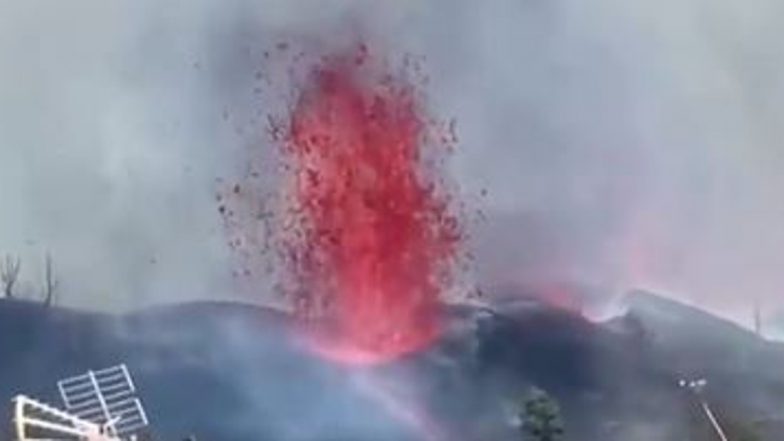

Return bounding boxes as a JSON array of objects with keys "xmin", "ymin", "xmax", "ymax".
[
  {"xmin": 2, "ymin": 290, "xmax": 784, "ymax": 441},
  {"xmin": 221, "ymin": 45, "xmax": 464, "ymax": 365}
]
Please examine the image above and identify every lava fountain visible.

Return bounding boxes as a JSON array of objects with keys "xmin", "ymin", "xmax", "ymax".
[{"xmin": 272, "ymin": 46, "xmax": 463, "ymax": 365}]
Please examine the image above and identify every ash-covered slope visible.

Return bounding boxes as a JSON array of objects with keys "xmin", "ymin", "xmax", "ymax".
[
  {"xmin": 0, "ymin": 292, "xmax": 783, "ymax": 441},
  {"xmin": 611, "ymin": 291, "xmax": 784, "ymax": 439},
  {"xmin": 767, "ymin": 310, "xmax": 784, "ymax": 341}
]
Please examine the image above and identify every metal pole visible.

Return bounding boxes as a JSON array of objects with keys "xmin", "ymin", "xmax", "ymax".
[
  {"xmin": 88, "ymin": 370, "xmax": 114, "ymax": 436},
  {"xmin": 701, "ymin": 401, "xmax": 729, "ymax": 441},
  {"xmin": 14, "ymin": 396, "xmax": 25, "ymax": 441}
]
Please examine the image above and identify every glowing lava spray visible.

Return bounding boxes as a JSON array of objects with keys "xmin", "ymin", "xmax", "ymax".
[{"xmin": 274, "ymin": 47, "xmax": 463, "ymax": 364}]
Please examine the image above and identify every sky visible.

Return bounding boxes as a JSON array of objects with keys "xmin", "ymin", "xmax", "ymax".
[{"xmin": 1, "ymin": 0, "xmax": 784, "ymax": 328}]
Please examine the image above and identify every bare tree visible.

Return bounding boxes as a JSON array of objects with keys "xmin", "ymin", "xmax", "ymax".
[
  {"xmin": 42, "ymin": 252, "xmax": 58, "ymax": 307},
  {"xmin": 1, "ymin": 254, "xmax": 21, "ymax": 298}
]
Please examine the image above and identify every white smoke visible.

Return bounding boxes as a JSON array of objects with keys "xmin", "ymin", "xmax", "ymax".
[{"xmin": 1, "ymin": 0, "xmax": 783, "ymax": 326}]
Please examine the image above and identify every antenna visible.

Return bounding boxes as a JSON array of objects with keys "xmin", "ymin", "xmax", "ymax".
[
  {"xmin": 57, "ymin": 364, "xmax": 149, "ymax": 439},
  {"xmin": 754, "ymin": 299, "xmax": 762, "ymax": 336}
]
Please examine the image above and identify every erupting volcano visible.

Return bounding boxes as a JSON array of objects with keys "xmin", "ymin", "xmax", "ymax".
[
  {"xmin": 220, "ymin": 44, "xmax": 464, "ymax": 365},
  {"xmin": 274, "ymin": 47, "xmax": 463, "ymax": 365}
]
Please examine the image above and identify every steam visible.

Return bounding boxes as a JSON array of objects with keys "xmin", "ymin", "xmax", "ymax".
[
  {"xmin": 1, "ymin": 0, "xmax": 784, "ymax": 327},
  {"xmin": 440, "ymin": 0, "xmax": 784, "ymax": 326}
]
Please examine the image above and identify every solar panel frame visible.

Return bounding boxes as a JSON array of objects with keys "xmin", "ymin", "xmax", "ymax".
[{"xmin": 57, "ymin": 364, "xmax": 149, "ymax": 438}]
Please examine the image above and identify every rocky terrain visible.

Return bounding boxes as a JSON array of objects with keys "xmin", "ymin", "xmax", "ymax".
[{"xmin": 1, "ymin": 290, "xmax": 783, "ymax": 441}]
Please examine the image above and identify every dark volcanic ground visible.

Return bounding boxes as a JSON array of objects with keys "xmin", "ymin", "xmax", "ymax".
[{"xmin": 1, "ymin": 291, "xmax": 783, "ymax": 441}]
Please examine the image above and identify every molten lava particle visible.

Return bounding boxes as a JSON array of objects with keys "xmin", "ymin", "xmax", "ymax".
[{"xmin": 275, "ymin": 47, "xmax": 463, "ymax": 364}]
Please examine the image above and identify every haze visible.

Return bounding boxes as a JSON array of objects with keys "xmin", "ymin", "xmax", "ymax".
[{"xmin": 1, "ymin": 0, "xmax": 783, "ymax": 328}]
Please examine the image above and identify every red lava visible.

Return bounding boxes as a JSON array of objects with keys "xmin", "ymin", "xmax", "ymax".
[{"xmin": 275, "ymin": 46, "xmax": 463, "ymax": 365}]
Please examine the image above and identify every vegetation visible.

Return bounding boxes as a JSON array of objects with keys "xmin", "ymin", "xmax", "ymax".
[
  {"xmin": 519, "ymin": 388, "xmax": 565, "ymax": 441},
  {"xmin": 0, "ymin": 252, "xmax": 58, "ymax": 306},
  {"xmin": 0, "ymin": 254, "xmax": 20, "ymax": 298},
  {"xmin": 42, "ymin": 253, "xmax": 58, "ymax": 307}
]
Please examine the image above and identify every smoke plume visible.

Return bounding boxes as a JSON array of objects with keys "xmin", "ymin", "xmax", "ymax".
[{"xmin": 1, "ymin": 0, "xmax": 783, "ymax": 328}]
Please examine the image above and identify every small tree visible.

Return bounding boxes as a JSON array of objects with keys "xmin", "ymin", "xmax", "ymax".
[
  {"xmin": 42, "ymin": 253, "xmax": 58, "ymax": 307},
  {"xmin": 1, "ymin": 254, "xmax": 21, "ymax": 298},
  {"xmin": 519, "ymin": 388, "xmax": 565, "ymax": 441}
]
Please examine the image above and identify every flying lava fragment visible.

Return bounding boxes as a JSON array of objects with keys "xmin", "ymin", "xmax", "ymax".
[{"xmin": 222, "ymin": 44, "xmax": 464, "ymax": 365}]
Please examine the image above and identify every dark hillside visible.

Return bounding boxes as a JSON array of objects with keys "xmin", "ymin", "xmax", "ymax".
[{"xmin": 1, "ymin": 293, "xmax": 783, "ymax": 441}]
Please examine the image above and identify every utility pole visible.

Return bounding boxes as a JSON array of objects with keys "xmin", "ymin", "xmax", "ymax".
[{"xmin": 678, "ymin": 378, "xmax": 730, "ymax": 441}]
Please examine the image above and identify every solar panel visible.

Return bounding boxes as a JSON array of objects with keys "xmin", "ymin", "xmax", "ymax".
[{"xmin": 57, "ymin": 364, "xmax": 149, "ymax": 438}]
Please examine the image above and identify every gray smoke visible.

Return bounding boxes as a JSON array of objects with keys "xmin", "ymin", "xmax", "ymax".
[{"xmin": 1, "ymin": 0, "xmax": 784, "ymax": 327}]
